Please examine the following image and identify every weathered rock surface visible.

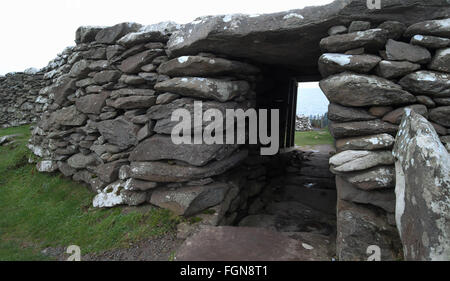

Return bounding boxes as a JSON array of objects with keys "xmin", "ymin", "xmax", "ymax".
[
  {"xmin": 410, "ymin": 35, "xmax": 450, "ymax": 49},
  {"xmin": 337, "ymin": 176, "xmax": 395, "ymax": 214},
  {"xmin": 116, "ymin": 22, "xmax": 176, "ymax": 47},
  {"xmin": 110, "ymin": 88, "xmax": 155, "ymax": 99},
  {"xmin": 385, "ymin": 39, "xmax": 431, "ymax": 64},
  {"xmin": 41, "ymin": 105, "xmax": 87, "ymax": 130},
  {"xmin": 341, "ymin": 166, "xmax": 396, "ymax": 190},
  {"xmin": 150, "ymin": 183, "xmax": 230, "ymax": 216},
  {"xmin": 378, "ymin": 21, "xmax": 406, "ymax": 40},
  {"xmin": 441, "ymin": 136, "xmax": 450, "ymax": 152},
  {"xmin": 58, "ymin": 161, "xmax": 77, "ymax": 177},
  {"xmin": 154, "ymin": 77, "xmax": 250, "ymax": 102},
  {"xmin": 69, "ymin": 60, "xmax": 90, "ymax": 78},
  {"xmin": 376, "ymin": 60, "xmax": 421, "ymax": 79},
  {"xmin": 318, "ymin": 53, "xmax": 381, "ymax": 77},
  {"xmin": 320, "ymin": 73, "xmax": 416, "ymax": 107},
  {"xmin": 176, "ymin": 226, "xmax": 332, "ymax": 261},
  {"xmin": 405, "ymin": 18, "xmax": 450, "ymax": 38},
  {"xmin": 67, "ymin": 153, "xmax": 99, "ymax": 169},
  {"xmin": 328, "ymin": 25, "xmax": 347, "ymax": 36},
  {"xmin": 337, "ymin": 199, "xmax": 402, "ymax": 261},
  {"xmin": 369, "ymin": 106, "xmax": 393, "ymax": 118},
  {"xmin": 155, "ymin": 93, "xmax": 179, "ymax": 105},
  {"xmin": 110, "ymin": 96, "xmax": 156, "ymax": 109},
  {"xmin": 119, "ymin": 49, "xmax": 165, "ymax": 73},
  {"xmin": 75, "ymin": 92, "xmax": 109, "ymax": 114},
  {"xmin": 75, "ymin": 26, "xmax": 103, "ymax": 44},
  {"xmin": 336, "ymin": 134, "xmax": 394, "ymax": 151},
  {"xmin": 93, "ymin": 70, "xmax": 121, "ymax": 84},
  {"xmin": 329, "ymin": 120, "xmax": 398, "ymax": 139},
  {"xmin": 158, "ymin": 56, "xmax": 259, "ymax": 77},
  {"xmin": 96, "ymin": 117, "xmax": 140, "ymax": 149},
  {"xmin": 36, "ymin": 160, "xmax": 58, "ymax": 173},
  {"xmin": 330, "ymin": 150, "xmax": 394, "ymax": 173},
  {"xmin": 393, "ymin": 110, "xmax": 450, "ymax": 261},
  {"xmin": 123, "ymin": 178, "xmax": 157, "ymax": 191},
  {"xmin": 348, "ymin": 21, "xmax": 371, "ymax": 33},
  {"xmin": 95, "ymin": 160, "xmax": 128, "ymax": 183},
  {"xmin": 0, "ymin": 134, "xmax": 22, "ymax": 146},
  {"xmin": 434, "ymin": 97, "xmax": 450, "ymax": 106},
  {"xmin": 399, "ymin": 71, "xmax": 450, "ymax": 98},
  {"xmin": 148, "ymin": 98, "xmax": 246, "ymax": 135},
  {"xmin": 417, "ymin": 96, "xmax": 436, "ymax": 108},
  {"xmin": 320, "ymin": 29, "xmax": 388, "ymax": 53},
  {"xmin": 51, "ymin": 77, "xmax": 77, "ymax": 106},
  {"xmin": 328, "ymin": 103, "xmax": 376, "ymax": 122},
  {"xmin": 93, "ymin": 181, "xmax": 147, "ymax": 208},
  {"xmin": 129, "ymin": 150, "xmax": 248, "ymax": 182},
  {"xmin": 95, "ymin": 22, "xmax": 142, "ymax": 44},
  {"xmin": 129, "ymin": 135, "xmax": 238, "ymax": 166},
  {"xmin": 167, "ymin": 0, "xmax": 450, "ymax": 75},
  {"xmin": 382, "ymin": 104, "xmax": 428, "ymax": 125},
  {"xmin": 429, "ymin": 48, "xmax": 450, "ymax": 73},
  {"xmin": 429, "ymin": 106, "xmax": 450, "ymax": 127}
]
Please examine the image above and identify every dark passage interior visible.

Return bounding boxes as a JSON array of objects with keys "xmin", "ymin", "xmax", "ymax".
[{"xmin": 234, "ymin": 72, "xmax": 337, "ymax": 257}]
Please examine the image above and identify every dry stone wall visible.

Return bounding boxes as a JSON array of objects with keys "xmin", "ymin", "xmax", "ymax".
[
  {"xmin": 13, "ymin": 0, "xmax": 450, "ymax": 261},
  {"xmin": 319, "ymin": 18, "xmax": 450, "ymax": 260},
  {"xmin": 28, "ymin": 22, "xmax": 267, "ymax": 226},
  {"xmin": 0, "ymin": 71, "xmax": 49, "ymax": 128}
]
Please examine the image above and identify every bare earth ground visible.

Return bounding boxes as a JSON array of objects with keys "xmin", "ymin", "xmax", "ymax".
[
  {"xmin": 297, "ymin": 144, "xmax": 336, "ymax": 155},
  {"xmin": 42, "ymin": 233, "xmax": 184, "ymax": 261}
]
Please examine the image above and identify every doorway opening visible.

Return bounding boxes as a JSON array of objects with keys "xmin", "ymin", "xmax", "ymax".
[{"xmin": 234, "ymin": 76, "xmax": 336, "ymax": 255}]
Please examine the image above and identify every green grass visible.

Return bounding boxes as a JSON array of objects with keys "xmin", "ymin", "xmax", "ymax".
[
  {"xmin": 0, "ymin": 125, "xmax": 180, "ymax": 261},
  {"xmin": 295, "ymin": 129, "xmax": 334, "ymax": 146}
]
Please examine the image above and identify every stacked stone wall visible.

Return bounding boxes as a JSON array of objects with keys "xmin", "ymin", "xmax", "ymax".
[
  {"xmin": 319, "ymin": 18, "xmax": 450, "ymax": 260},
  {"xmin": 28, "ymin": 22, "xmax": 267, "ymax": 226},
  {"xmin": 0, "ymin": 71, "xmax": 49, "ymax": 128}
]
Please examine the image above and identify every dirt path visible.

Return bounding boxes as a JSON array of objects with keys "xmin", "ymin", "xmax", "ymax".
[
  {"xmin": 296, "ymin": 144, "xmax": 336, "ymax": 154},
  {"xmin": 42, "ymin": 233, "xmax": 184, "ymax": 261}
]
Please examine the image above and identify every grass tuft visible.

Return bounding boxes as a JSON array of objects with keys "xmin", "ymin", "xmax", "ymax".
[
  {"xmin": 0, "ymin": 125, "xmax": 179, "ymax": 261},
  {"xmin": 295, "ymin": 129, "xmax": 334, "ymax": 147}
]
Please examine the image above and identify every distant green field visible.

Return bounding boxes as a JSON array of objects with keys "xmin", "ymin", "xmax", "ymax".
[
  {"xmin": 0, "ymin": 125, "xmax": 180, "ymax": 261},
  {"xmin": 295, "ymin": 129, "xmax": 334, "ymax": 146}
]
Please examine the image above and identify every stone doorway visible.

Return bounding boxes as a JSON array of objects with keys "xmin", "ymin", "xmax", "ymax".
[{"xmin": 232, "ymin": 76, "xmax": 338, "ymax": 259}]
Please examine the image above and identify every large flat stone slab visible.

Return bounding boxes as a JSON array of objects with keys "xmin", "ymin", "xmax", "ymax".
[
  {"xmin": 157, "ymin": 56, "xmax": 260, "ymax": 77},
  {"xmin": 320, "ymin": 73, "xmax": 416, "ymax": 107},
  {"xmin": 154, "ymin": 77, "xmax": 250, "ymax": 102},
  {"xmin": 175, "ymin": 226, "xmax": 332, "ymax": 261},
  {"xmin": 130, "ymin": 150, "xmax": 248, "ymax": 182},
  {"xmin": 166, "ymin": 0, "xmax": 449, "ymax": 76},
  {"xmin": 129, "ymin": 134, "xmax": 238, "ymax": 166},
  {"xmin": 150, "ymin": 183, "xmax": 230, "ymax": 216},
  {"xmin": 399, "ymin": 71, "xmax": 450, "ymax": 98},
  {"xmin": 329, "ymin": 120, "xmax": 398, "ymax": 139},
  {"xmin": 330, "ymin": 150, "xmax": 394, "ymax": 173},
  {"xmin": 318, "ymin": 53, "xmax": 381, "ymax": 77}
]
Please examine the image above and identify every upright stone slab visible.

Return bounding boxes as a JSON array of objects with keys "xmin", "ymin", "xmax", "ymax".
[{"xmin": 393, "ymin": 110, "xmax": 450, "ymax": 261}]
